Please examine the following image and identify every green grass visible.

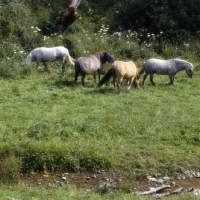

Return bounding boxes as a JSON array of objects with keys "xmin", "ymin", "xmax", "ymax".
[
  {"xmin": 0, "ymin": 184, "xmax": 199, "ymax": 200},
  {"xmin": 0, "ymin": 68, "xmax": 200, "ymax": 198}
]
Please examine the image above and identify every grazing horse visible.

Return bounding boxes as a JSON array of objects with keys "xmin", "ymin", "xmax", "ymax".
[
  {"xmin": 74, "ymin": 51, "xmax": 115, "ymax": 86},
  {"xmin": 139, "ymin": 58, "xmax": 194, "ymax": 86},
  {"xmin": 23, "ymin": 46, "xmax": 75, "ymax": 74},
  {"xmin": 98, "ymin": 60, "xmax": 140, "ymax": 93}
]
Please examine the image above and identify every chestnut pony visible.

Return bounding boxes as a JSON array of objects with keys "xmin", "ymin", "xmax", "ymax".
[{"xmin": 98, "ymin": 60, "xmax": 140, "ymax": 93}]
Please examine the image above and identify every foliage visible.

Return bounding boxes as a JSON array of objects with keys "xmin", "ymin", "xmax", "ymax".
[
  {"xmin": 0, "ymin": 156, "xmax": 21, "ymax": 183},
  {"xmin": 0, "ymin": 0, "xmax": 200, "ymax": 198}
]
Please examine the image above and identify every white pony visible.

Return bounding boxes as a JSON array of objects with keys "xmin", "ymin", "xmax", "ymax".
[
  {"xmin": 139, "ymin": 58, "xmax": 194, "ymax": 86},
  {"xmin": 23, "ymin": 46, "xmax": 75, "ymax": 74}
]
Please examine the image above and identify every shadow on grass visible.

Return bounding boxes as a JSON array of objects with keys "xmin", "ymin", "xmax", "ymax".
[{"xmin": 48, "ymin": 78, "xmax": 74, "ymax": 89}]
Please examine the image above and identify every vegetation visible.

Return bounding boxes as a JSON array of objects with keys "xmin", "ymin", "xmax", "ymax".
[{"xmin": 0, "ymin": 0, "xmax": 200, "ymax": 199}]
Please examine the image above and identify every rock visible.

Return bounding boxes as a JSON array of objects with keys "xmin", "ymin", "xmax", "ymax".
[
  {"xmin": 192, "ymin": 189, "xmax": 200, "ymax": 196},
  {"xmin": 147, "ymin": 177, "xmax": 157, "ymax": 182},
  {"xmin": 171, "ymin": 187, "xmax": 183, "ymax": 194},
  {"xmin": 91, "ymin": 175, "xmax": 97, "ymax": 179},
  {"xmin": 171, "ymin": 181, "xmax": 176, "ymax": 186},
  {"xmin": 63, "ymin": 173, "xmax": 68, "ymax": 177},
  {"xmin": 195, "ymin": 172, "xmax": 200, "ymax": 177},
  {"xmin": 163, "ymin": 176, "xmax": 171, "ymax": 181},
  {"xmin": 147, "ymin": 177, "xmax": 164, "ymax": 184},
  {"xmin": 61, "ymin": 177, "xmax": 67, "ymax": 181},
  {"xmin": 59, "ymin": 182, "xmax": 64, "ymax": 187}
]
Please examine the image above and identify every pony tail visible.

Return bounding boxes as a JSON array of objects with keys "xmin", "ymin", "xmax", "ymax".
[
  {"xmin": 67, "ymin": 54, "xmax": 75, "ymax": 66},
  {"xmin": 138, "ymin": 62, "xmax": 145, "ymax": 75},
  {"xmin": 97, "ymin": 68, "xmax": 114, "ymax": 87}
]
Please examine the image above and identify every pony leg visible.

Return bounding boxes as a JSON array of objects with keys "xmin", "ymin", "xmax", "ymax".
[
  {"xmin": 142, "ymin": 73, "xmax": 148, "ymax": 85},
  {"xmin": 73, "ymin": 70, "xmax": 80, "ymax": 86},
  {"xmin": 113, "ymin": 76, "xmax": 117, "ymax": 92},
  {"xmin": 81, "ymin": 74, "xmax": 86, "ymax": 87},
  {"xmin": 117, "ymin": 77, "xmax": 123, "ymax": 93},
  {"xmin": 43, "ymin": 62, "xmax": 50, "ymax": 73},
  {"xmin": 97, "ymin": 69, "xmax": 101, "ymax": 83},
  {"xmin": 36, "ymin": 60, "xmax": 40, "ymax": 69},
  {"xmin": 127, "ymin": 77, "xmax": 134, "ymax": 92},
  {"xmin": 62, "ymin": 60, "xmax": 66, "ymax": 75},
  {"xmin": 150, "ymin": 74, "xmax": 155, "ymax": 86},
  {"xmin": 93, "ymin": 72, "xmax": 97, "ymax": 83},
  {"xmin": 167, "ymin": 75, "xmax": 174, "ymax": 85}
]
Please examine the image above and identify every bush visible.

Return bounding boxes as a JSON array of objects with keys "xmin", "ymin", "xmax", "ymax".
[
  {"xmin": 0, "ymin": 156, "xmax": 21, "ymax": 183},
  {"xmin": 21, "ymin": 143, "xmax": 113, "ymax": 172}
]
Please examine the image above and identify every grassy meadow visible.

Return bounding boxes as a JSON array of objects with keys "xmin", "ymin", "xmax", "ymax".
[
  {"xmin": 1, "ymin": 18, "xmax": 200, "ymax": 199},
  {"xmin": 0, "ymin": 61, "xmax": 200, "ymax": 199}
]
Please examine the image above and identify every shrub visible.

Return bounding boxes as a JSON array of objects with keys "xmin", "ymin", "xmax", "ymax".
[{"xmin": 0, "ymin": 156, "xmax": 22, "ymax": 183}]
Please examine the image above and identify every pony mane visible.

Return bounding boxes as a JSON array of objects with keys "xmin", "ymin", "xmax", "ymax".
[{"xmin": 174, "ymin": 58, "xmax": 190, "ymax": 63}]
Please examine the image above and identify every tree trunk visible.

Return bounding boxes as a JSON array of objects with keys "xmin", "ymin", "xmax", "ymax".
[{"xmin": 56, "ymin": 0, "xmax": 81, "ymax": 34}]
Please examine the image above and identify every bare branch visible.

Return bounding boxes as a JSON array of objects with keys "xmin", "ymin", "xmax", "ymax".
[
  {"xmin": 134, "ymin": 185, "xmax": 171, "ymax": 195},
  {"xmin": 71, "ymin": 0, "xmax": 81, "ymax": 8}
]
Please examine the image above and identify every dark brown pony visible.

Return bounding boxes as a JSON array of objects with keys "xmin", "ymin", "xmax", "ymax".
[
  {"xmin": 74, "ymin": 51, "xmax": 114, "ymax": 86},
  {"xmin": 98, "ymin": 60, "xmax": 140, "ymax": 93}
]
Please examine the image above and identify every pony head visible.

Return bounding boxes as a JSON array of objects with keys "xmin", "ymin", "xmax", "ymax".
[
  {"xmin": 134, "ymin": 74, "xmax": 140, "ymax": 88},
  {"xmin": 186, "ymin": 63, "xmax": 194, "ymax": 78},
  {"xmin": 105, "ymin": 52, "xmax": 115, "ymax": 64},
  {"xmin": 23, "ymin": 53, "xmax": 32, "ymax": 69}
]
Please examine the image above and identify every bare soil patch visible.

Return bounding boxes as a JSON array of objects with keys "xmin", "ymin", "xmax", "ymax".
[{"xmin": 18, "ymin": 171, "xmax": 200, "ymax": 196}]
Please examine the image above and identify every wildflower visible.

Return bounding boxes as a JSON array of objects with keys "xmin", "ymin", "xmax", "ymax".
[
  {"xmin": 36, "ymin": 27, "xmax": 41, "ymax": 31},
  {"xmin": 20, "ymin": 51, "xmax": 24, "ymax": 53},
  {"xmin": 33, "ymin": 30, "xmax": 37, "ymax": 33},
  {"xmin": 184, "ymin": 43, "xmax": 189, "ymax": 47},
  {"xmin": 31, "ymin": 26, "xmax": 34, "ymax": 29}
]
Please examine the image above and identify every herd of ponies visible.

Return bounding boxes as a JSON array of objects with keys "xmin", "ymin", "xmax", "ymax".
[{"xmin": 23, "ymin": 46, "xmax": 194, "ymax": 93}]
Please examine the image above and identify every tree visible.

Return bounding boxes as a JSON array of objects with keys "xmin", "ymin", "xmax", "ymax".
[{"xmin": 56, "ymin": 0, "xmax": 81, "ymax": 34}]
